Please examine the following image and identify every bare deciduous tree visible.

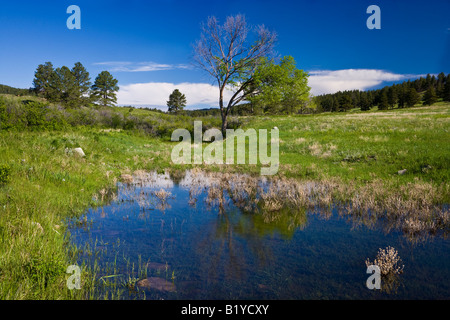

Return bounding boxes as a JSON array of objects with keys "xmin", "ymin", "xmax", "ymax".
[{"xmin": 193, "ymin": 14, "xmax": 277, "ymax": 135}]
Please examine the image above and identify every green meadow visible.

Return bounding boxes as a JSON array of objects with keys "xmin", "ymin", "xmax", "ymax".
[
  {"xmin": 0, "ymin": 94, "xmax": 449, "ymax": 299},
  {"xmin": 249, "ymin": 104, "xmax": 449, "ymax": 187}
]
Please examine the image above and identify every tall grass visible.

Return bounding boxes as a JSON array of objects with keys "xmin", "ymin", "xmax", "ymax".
[
  {"xmin": 244, "ymin": 102, "xmax": 450, "ymax": 192},
  {"xmin": 0, "ymin": 129, "xmax": 169, "ymax": 299}
]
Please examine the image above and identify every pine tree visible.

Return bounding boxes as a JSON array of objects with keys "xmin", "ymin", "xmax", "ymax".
[
  {"xmin": 339, "ymin": 94, "xmax": 353, "ymax": 111},
  {"xmin": 387, "ymin": 87, "xmax": 398, "ymax": 109},
  {"xmin": 332, "ymin": 96, "xmax": 339, "ymax": 112},
  {"xmin": 425, "ymin": 74, "xmax": 432, "ymax": 89},
  {"xmin": 397, "ymin": 84, "xmax": 407, "ymax": 108},
  {"xmin": 437, "ymin": 72, "xmax": 446, "ymax": 99},
  {"xmin": 91, "ymin": 71, "xmax": 119, "ymax": 107},
  {"xmin": 47, "ymin": 66, "xmax": 78, "ymax": 106},
  {"xmin": 423, "ymin": 86, "xmax": 438, "ymax": 105},
  {"xmin": 71, "ymin": 62, "xmax": 91, "ymax": 106},
  {"xmin": 405, "ymin": 87, "xmax": 420, "ymax": 107},
  {"xmin": 443, "ymin": 75, "xmax": 450, "ymax": 102},
  {"xmin": 167, "ymin": 89, "xmax": 187, "ymax": 113},
  {"xmin": 359, "ymin": 93, "xmax": 370, "ymax": 111},
  {"xmin": 33, "ymin": 62, "xmax": 54, "ymax": 98},
  {"xmin": 378, "ymin": 89, "xmax": 389, "ymax": 110}
]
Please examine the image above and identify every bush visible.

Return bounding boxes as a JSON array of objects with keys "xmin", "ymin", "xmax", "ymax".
[
  {"xmin": 25, "ymin": 101, "xmax": 48, "ymax": 130},
  {"xmin": 0, "ymin": 164, "xmax": 11, "ymax": 184},
  {"xmin": 0, "ymin": 97, "xmax": 8, "ymax": 129},
  {"xmin": 0, "ymin": 94, "xmax": 241, "ymax": 136},
  {"xmin": 123, "ymin": 118, "xmax": 136, "ymax": 130}
]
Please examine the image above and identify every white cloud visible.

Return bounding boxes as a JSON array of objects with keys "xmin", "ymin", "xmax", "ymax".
[
  {"xmin": 117, "ymin": 82, "xmax": 234, "ymax": 109},
  {"xmin": 93, "ymin": 61, "xmax": 191, "ymax": 72},
  {"xmin": 117, "ymin": 69, "xmax": 425, "ymax": 109},
  {"xmin": 308, "ymin": 69, "xmax": 422, "ymax": 95}
]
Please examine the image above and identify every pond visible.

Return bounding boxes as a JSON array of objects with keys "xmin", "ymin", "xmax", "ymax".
[{"xmin": 67, "ymin": 169, "xmax": 449, "ymax": 300}]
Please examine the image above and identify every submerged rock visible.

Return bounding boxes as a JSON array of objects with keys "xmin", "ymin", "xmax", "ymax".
[
  {"xmin": 137, "ymin": 277, "xmax": 176, "ymax": 292},
  {"xmin": 147, "ymin": 262, "xmax": 170, "ymax": 271}
]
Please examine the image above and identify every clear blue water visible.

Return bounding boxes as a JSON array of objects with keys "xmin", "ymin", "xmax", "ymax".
[{"xmin": 67, "ymin": 171, "xmax": 450, "ymax": 300}]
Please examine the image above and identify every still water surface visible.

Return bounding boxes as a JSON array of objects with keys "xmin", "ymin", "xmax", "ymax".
[{"xmin": 68, "ymin": 170, "xmax": 449, "ymax": 299}]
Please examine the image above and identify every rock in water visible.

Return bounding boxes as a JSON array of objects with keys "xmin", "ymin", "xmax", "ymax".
[
  {"xmin": 137, "ymin": 277, "xmax": 176, "ymax": 292},
  {"xmin": 147, "ymin": 262, "xmax": 169, "ymax": 271},
  {"xmin": 73, "ymin": 148, "xmax": 85, "ymax": 157}
]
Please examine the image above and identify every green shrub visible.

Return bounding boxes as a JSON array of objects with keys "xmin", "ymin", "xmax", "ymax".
[
  {"xmin": 0, "ymin": 164, "xmax": 11, "ymax": 184},
  {"xmin": 50, "ymin": 137, "xmax": 80, "ymax": 150},
  {"xmin": 123, "ymin": 118, "xmax": 136, "ymax": 130},
  {"xmin": 24, "ymin": 101, "xmax": 48, "ymax": 130}
]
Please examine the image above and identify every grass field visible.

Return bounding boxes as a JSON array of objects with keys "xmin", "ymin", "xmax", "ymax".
[
  {"xmin": 249, "ymin": 103, "xmax": 449, "ymax": 187},
  {"xmin": 0, "ymin": 95, "xmax": 448, "ymax": 299}
]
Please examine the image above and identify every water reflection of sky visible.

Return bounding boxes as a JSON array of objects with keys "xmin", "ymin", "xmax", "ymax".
[{"xmin": 68, "ymin": 170, "xmax": 450, "ymax": 300}]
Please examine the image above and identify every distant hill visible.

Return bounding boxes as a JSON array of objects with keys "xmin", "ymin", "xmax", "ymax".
[{"xmin": 0, "ymin": 84, "xmax": 35, "ymax": 96}]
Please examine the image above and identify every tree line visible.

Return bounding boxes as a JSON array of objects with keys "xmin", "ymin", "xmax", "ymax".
[
  {"xmin": 314, "ymin": 73, "xmax": 450, "ymax": 112},
  {"xmin": 0, "ymin": 84, "xmax": 35, "ymax": 96},
  {"xmin": 32, "ymin": 62, "xmax": 119, "ymax": 108}
]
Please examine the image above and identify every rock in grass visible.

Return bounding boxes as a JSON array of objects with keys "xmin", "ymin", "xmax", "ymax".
[
  {"xmin": 397, "ymin": 169, "xmax": 407, "ymax": 175},
  {"xmin": 73, "ymin": 147, "xmax": 85, "ymax": 157},
  {"xmin": 137, "ymin": 277, "xmax": 176, "ymax": 292}
]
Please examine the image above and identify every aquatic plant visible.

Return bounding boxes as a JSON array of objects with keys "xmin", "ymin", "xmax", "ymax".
[
  {"xmin": 365, "ymin": 246, "xmax": 404, "ymax": 276},
  {"xmin": 153, "ymin": 189, "xmax": 172, "ymax": 203},
  {"xmin": 178, "ymin": 169, "xmax": 449, "ymax": 242},
  {"xmin": 365, "ymin": 246, "xmax": 405, "ymax": 294}
]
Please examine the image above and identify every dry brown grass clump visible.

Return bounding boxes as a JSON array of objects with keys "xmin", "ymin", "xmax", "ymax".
[
  {"xmin": 120, "ymin": 174, "xmax": 133, "ymax": 184},
  {"xmin": 345, "ymin": 179, "xmax": 449, "ymax": 242},
  {"xmin": 365, "ymin": 246, "xmax": 404, "ymax": 276},
  {"xmin": 115, "ymin": 169, "xmax": 449, "ymax": 242}
]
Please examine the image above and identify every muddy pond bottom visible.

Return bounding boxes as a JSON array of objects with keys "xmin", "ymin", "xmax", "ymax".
[{"xmin": 68, "ymin": 170, "xmax": 450, "ymax": 299}]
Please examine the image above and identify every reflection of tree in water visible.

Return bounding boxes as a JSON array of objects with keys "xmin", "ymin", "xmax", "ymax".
[
  {"xmin": 191, "ymin": 176, "xmax": 309, "ymax": 286},
  {"xmin": 121, "ymin": 169, "xmax": 448, "ymax": 245},
  {"xmin": 168, "ymin": 169, "xmax": 186, "ymax": 186},
  {"xmin": 182, "ymin": 169, "xmax": 449, "ymax": 244}
]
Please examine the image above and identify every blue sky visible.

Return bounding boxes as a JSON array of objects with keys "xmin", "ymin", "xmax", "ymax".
[{"xmin": 1, "ymin": 0, "xmax": 449, "ymax": 109}]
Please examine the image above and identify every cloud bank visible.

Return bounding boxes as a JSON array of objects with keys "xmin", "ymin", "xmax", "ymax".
[
  {"xmin": 307, "ymin": 69, "xmax": 420, "ymax": 95},
  {"xmin": 117, "ymin": 82, "xmax": 234, "ymax": 109},
  {"xmin": 117, "ymin": 69, "xmax": 423, "ymax": 108}
]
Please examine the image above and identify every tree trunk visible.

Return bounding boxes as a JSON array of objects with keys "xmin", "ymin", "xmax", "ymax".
[
  {"xmin": 221, "ymin": 113, "xmax": 228, "ymax": 138},
  {"xmin": 219, "ymin": 86, "xmax": 227, "ymax": 137}
]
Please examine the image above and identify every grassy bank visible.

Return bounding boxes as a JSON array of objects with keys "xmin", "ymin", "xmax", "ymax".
[
  {"xmin": 0, "ymin": 128, "xmax": 171, "ymax": 299},
  {"xmin": 0, "ymin": 95, "xmax": 449, "ymax": 299}
]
